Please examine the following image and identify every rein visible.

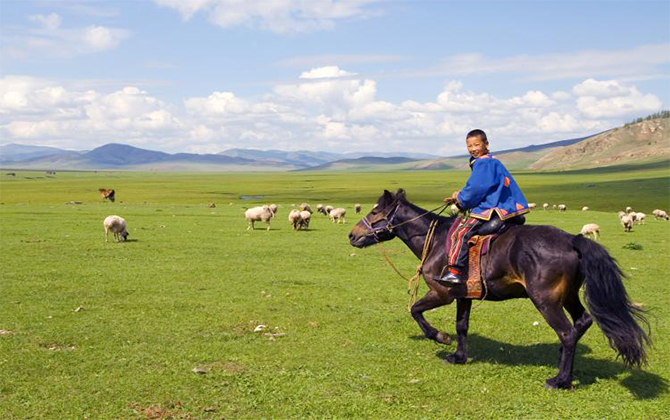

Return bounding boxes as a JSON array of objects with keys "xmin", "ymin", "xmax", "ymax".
[{"xmin": 369, "ymin": 202, "xmax": 450, "ymax": 311}]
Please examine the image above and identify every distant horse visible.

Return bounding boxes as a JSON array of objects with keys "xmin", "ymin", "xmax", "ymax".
[{"xmin": 349, "ymin": 189, "xmax": 650, "ymax": 389}]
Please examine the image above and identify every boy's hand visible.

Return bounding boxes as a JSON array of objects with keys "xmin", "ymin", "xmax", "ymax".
[
  {"xmin": 451, "ymin": 190, "xmax": 460, "ymax": 200},
  {"xmin": 443, "ymin": 190, "xmax": 460, "ymax": 204}
]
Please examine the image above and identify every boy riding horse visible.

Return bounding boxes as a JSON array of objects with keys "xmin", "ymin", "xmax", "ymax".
[{"xmin": 438, "ymin": 129, "xmax": 530, "ymax": 285}]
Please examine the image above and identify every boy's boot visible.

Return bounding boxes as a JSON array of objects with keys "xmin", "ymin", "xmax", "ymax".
[{"xmin": 436, "ymin": 267, "xmax": 465, "ymax": 286}]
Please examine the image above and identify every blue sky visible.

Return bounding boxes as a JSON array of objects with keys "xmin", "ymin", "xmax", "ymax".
[{"xmin": 1, "ymin": 0, "xmax": 668, "ymax": 155}]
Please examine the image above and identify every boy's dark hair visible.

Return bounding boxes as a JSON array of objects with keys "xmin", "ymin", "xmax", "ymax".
[{"xmin": 466, "ymin": 129, "xmax": 488, "ymax": 142}]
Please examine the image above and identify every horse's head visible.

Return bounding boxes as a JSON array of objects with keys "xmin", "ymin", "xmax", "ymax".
[{"xmin": 349, "ymin": 189, "xmax": 406, "ymax": 248}]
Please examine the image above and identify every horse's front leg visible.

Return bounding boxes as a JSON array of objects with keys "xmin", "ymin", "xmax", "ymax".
[
  {"xmin": 410, "ymin": 290, "xmax": 452, "ymax": 345},
  {"xmin": 445, "ymin": 298, "xmax": 471, "ymax": 364}
]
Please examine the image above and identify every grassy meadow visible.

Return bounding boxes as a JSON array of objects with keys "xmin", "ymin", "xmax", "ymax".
[{"xmin": 1, "ymin": 164, "xmax": 669, "ymax": 419}]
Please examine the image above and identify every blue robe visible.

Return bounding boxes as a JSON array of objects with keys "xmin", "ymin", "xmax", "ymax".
[{"xmin": 456, "ymin": 154, "xmax": 529, "ymax": 220}]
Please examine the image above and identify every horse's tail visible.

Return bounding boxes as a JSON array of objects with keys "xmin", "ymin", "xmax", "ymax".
[{"xmin": 571, "ymin": 234, "xmax": 650, "ymax": 367}]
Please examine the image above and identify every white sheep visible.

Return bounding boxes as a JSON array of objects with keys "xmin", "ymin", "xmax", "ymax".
[
  {"xmin": 329, "ymin": 207, "xmax": 347, "ymax": 224},
  {"xmin": 298, "ymin": 210, "xmax": 312, "ymax": 230},
  {"xmin": 528, "ymin": 203, "xmax": 537, "ymax": 209},
  {"xmin": 552, "ymin": 204, "xmax": 557, "ymax": 210},
  {"xmin": 354, "ymin": 203, "xmax": 362, "ymax": 214},
  {"xmin": 652, "ymin": 209, "xmax": 669, "ymax": 220},
  {"xmin": 316, "ymin": 204, "xmax": 326, "ymax": 215},
  {"xmin": 288, "ymin": 209, "xmax": 302, "ymax": 230},
  {"xmin": 620, "ymin": 214, "xmax": 634, "ymax": 232},
  {"xmin": 558, "ymin": 204, "xmax": 567, "ymax": 212},
  {"xmin": 626, "ymin": 206, "xmax": 633, "ymax": 213},
  {"xmin": 269, "ymin": 204, "xmax": 278, "ymax": 215},
  {"xmin": 634, "ymin": 212, "xmax": 646, "ymax": 225},
  {"xmin": 580, "ymin": 223, "xmax": 600, "ymax": 241},
  {"xmin": 543, "ymin": 203, "xmax": 549, "ymax": 211},
  {"xmin": 582, "ymin": 206, "xmax": 589, "ymax": 211},
  {"xmin": 244, "ymin": 205, "xmax": 273, "ymax": 230},
  {"xmin": 103, "ymin": 215, "xmax": 129, "ymax": 242},
  {"xmin": 324, "ymin": 205, "xmax": 334, "ymax": 215},
  {"xmin": 618, "ymin": 211, "xmax": 626, "ymax": 219}
]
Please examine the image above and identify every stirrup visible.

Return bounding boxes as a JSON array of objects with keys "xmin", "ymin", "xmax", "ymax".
[{"xmin": 436, "ymin": 271, "xmax": 465, "ymax": 285}]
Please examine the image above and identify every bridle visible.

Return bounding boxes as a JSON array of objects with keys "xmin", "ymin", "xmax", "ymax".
[
  {"xmin": 361, "ymin": 200, "xmax": 451, "ymax": 239},
  {"xmin": 361, "ymin": 202, "xmax": 400, "ymax": 238}
]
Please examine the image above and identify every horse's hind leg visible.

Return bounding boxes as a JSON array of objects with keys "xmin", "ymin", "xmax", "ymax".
[
  {"xmin": 445, "ymin": 298, "xmax": 471, "ymax": 364},
  {"xmin": 533, "ymin": 297, "xmax": 579, "ymax": 389},
  {"xmin": 410, "ymin": 291, "xmax": 452, "ymax": 345},
  {"xmin": 559, "ymin": 290, "xmax": 593, "ymax": 375}
]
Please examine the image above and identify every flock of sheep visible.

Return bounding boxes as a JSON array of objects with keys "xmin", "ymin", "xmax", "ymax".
[
  {"xmin": 244, "ymin": 202, "xmax": 357, "ymax": 231},
  {"xmin": 101, "ymin": 193, "xmax": 668, "ymax": 243}
]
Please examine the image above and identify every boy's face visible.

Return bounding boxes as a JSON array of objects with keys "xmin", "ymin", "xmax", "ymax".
[{"xmin": 466, "ymin": 135, "xmax": 489, "ymax": 158}]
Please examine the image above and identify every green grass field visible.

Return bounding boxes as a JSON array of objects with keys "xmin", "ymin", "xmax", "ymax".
[{"xmin": 1, "ymin": 165, "xmax": 669, "ymax": 419}]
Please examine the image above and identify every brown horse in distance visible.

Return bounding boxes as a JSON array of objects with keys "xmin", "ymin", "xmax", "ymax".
[{"xmin": 348, "ymin": 189, "xmax": 650, "ymax": 389}]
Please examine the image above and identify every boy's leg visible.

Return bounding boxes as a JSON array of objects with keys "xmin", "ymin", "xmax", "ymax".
[{"xmin": 439, "ymin": 217, "xmax": 484, "ymax": 285}]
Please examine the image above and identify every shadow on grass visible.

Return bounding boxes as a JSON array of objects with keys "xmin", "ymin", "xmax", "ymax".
[{"xmin": 433, "ymin": 334, "xmax": 668, "ymax": 399}]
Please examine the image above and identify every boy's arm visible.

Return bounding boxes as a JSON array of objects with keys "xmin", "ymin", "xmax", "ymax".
[{"xmin": 456, "ymin": 160, "xmax": 497, "ymax": 210}]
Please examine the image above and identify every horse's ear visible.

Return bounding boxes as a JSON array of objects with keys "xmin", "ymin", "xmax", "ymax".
[{"xmin": 395, "ymin": 188, "xmax": 406, "ymax": 201}]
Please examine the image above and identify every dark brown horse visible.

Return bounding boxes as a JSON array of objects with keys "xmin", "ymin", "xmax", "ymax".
[{"xmin": 349, "ymin": 189, "xmax": 650, "ymax": 389}]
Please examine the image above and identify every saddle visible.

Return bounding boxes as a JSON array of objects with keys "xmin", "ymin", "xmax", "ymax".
[{"xmin": 446, "ymin": 215, "xmax": 525, "ymax": 299}]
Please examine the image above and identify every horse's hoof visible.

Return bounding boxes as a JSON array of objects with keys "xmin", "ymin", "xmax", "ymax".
[
  {"xmin": 544, "ymin": 378, "xmax": 574, "ymax": 390},
  {"xmin": 444, "ymin": 353, "xmax": 466, "ymax": 364},
  {"xmin": 436, "ymin": 331, "xmax": 451, "ymax": 345}
]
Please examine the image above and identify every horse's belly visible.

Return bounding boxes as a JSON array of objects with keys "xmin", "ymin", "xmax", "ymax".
[{"xmin": 484, "ymin": 275, "xmax": 529, "ymax": 300}]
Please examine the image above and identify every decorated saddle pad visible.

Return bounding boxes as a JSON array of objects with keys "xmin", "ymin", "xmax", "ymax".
[{"xmin": 465, "ymin": 235, "xmax": 495, "ymax": 299}]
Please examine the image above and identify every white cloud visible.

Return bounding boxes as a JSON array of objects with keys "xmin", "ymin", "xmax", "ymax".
[
  {"xmin": 29, "ymin": 13, "xmax": 62, "ymax": 30},
  {"xmin": 0, "ymin": 74, "xmax": 663, "ymax": 154},
  {"xmin": 299, "ymin": 66, "xmax": 356, "ymax": 79},
  {"xmin": 410, "ymin": 44, "xmax": 670, "ymax": 82},
  {"xmin": 573, "ymin": 79, "xmax": 663, "ymax": 118},
  {"xmin": 2, "ymin": 15, "xmax": 129, "ymax": 59},
  {"xmin": 83, "ymin": 26, "xmax": 122, "ymax": 50},
  {"xmin": 153, "ymin": 0, "xmax": 382, "ymax": 33}
]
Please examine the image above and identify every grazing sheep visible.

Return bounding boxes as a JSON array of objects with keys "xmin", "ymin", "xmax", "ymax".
[
  {"xmin": 329, "ymin": 207, "xmax": 347, "ymax": 224},
  {"xmin": 244, "ymin": 205, "xmax": 273, "ymax": 230},
  {"xmin": 288, "ymin": 209, "xmax": 302, "ymax": 230},
  {"xmin": 652, "ymin": 209, "xmax": 669, "ymax": 220},
  {"xmin": 582, "ymin": 206, "xmax": 589, "ymax": 211},
  {"xmin": 269, "ymin": 204, "xmax": 278, "ymax": 215},
  {"xmin": 580, "ymin": 223, "xmax": 600, "ymax": 241},
  {"xmin": 208, "ymin": 202, "xmax": 216, "ymax": 208},
  {"xmin": 620, "ymin": 214, "xmax": 634, "ymax": 232},
  {"xmin": 103, "ymin": 215, "xmax": 129, "ymax": 242},
  {"xmin": 552, "ymin": 204, "xmax": 557, "ymax": 210},
  {"xmin": 298, "ymin": 210, "xmax": 312, "ymax": 230},
  {"xmin": 618, "ymin": 211, "xmax": 626, "ymax": 219},
  {"xmin": 626, "ymin": 206, "xmax": 633, "ymax": 213},
  {"xmin": 528, "ymin": 203, "xmax": 537, "ymax": 209},
  {"xmin": 634, "ymin": 212, "xmax": 646, "ymax": 225},
  {"xmin": 543, "ymin": 203, "xmax": 549, "ymax": 211},
  {"xmin": 316, "ymin": 204, "xmax": 326, "ymax": 215},
  {"xmin": 325, "ymin": 205, "xmax": 334, "ymax": 215},
  {"xmin": 558, "ymin": 204, "xmax": 567, "ymax": 212},
  {"xmin": 300, "ymin": 203, "xmax": 312, "ymax": 213},
  {"xmin": 354, "ymin": 203, "xmax": 362, "ymax": 214}
]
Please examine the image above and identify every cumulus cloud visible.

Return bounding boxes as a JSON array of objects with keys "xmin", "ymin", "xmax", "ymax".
[
  {"xmin": 299, "ymin": 66, "xmax": 356, "ymax": 79},
  {"xmin": 573, "ymin": 79, "xmax": 663, "ymax": 118},
  {"xmin": 0, "ymin": 74, "xmax": 663, "ymax": 154},
  {"xmin": 153, "ymin": 0, "xmax": 382, "ymax": 33}
]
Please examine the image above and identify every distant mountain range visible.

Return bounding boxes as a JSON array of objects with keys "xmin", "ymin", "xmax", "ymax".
[{"xmin": 1, "ymin": 117, "xmax": 668, "ymax": 171}]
